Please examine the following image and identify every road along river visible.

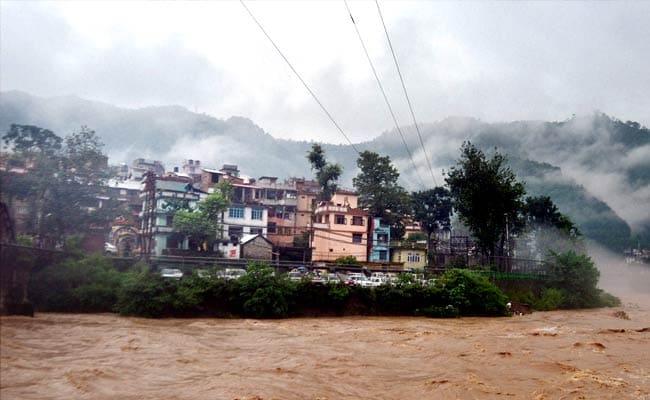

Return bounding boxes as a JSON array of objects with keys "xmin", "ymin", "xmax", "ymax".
[{"xmin": 1, "ymin": 302, "xmax": 649, "ymax": 400}]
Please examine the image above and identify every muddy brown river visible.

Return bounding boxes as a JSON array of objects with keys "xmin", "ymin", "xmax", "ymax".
[{"xmin": 2, "ymin": 302, "xmax": 649, "ymax": 400}]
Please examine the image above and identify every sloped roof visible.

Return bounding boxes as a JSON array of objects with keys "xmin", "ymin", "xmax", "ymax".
[{"xmin": 240, "ymin": 234, "xmax": 273, "ymax": 246}]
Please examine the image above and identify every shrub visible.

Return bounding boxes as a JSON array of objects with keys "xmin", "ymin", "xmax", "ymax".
[
  {"xmin": 31, "ymin": 255, "xmax": 122, "ymax": 312},
  {"xmin": 334, "ymin": 255, "xmax": 360, "ymax": 267},
  {"xmin": 547, "ymin": 251, "xmax": 602, "ymax": 308},
  {"xmin": 238, "ymin": 262, "xmax": 294, "ymax": 318},
  {"xmin": 534, "ymin": 288, "xmax": 565, "ymax": 311},
  {"xmin": 438, "ymin": 269, "xmax": 509, "ymax": 316},
  {"xmin": 114, "ymin": 272, "xmax": 177, "ymax": 317}
]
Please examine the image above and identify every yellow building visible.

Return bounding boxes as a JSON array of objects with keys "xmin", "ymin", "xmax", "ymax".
[{"xmin": 390, "ymin": 241, "xmax": 427, "ymax": 270}]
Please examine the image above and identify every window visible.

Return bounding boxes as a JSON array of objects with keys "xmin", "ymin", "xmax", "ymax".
[
  {"xmin": 378, "ymin": 250, "xmax": 388, "ymax": 261},
  {"xmin": 166, "ymin": 235, "xmax": 182, "ymax": 249},
  {"xmin": 352, "ymin": 233, "xmax": 362, "ymax": 243},
  {"xmin": 377, "ymin": 234, "xmax": 388, "ymax": 244},
  {"xmin": 166, "ymin": 215, "xmax": 174, "ymax": 226},
  {"xmin": 252, "ymin": 208, "xmax": 263, "ymax": 220},
  {"xmin": 407, "ymin": 253, "xmax": 421, "ymax": 263},
  {"xmin": 268, "ymin": 222, "xmax": 277, "ymax": 233},
  {"xmin": 352, "ymin": 216, "xmax": 364, "ymax": 226},
  {"xmin": 229, "ymin": 207, "xmax": 244, "ymax": 219},
  {"xmin": 250, "ymin": 227, "xmax": 263, "ymax": 235},
  {"xmin": 335, "ymin": 214, "xmax": 346, "ymax": 224},
  {"xmin": 228, "ymin": 226, "xmax": 243, "ymax": 238}
]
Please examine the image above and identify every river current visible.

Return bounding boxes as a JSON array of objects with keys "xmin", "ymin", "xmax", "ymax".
[{"xmin": 2, "ymin": 303, "xmax": 649, "ymax": 399}]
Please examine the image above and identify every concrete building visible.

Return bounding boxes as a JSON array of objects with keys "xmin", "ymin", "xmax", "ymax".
[
  {"xmin": 219, "ymin": 233, "xmax": 274, "ymax": 260},
  {"xmin": 254, "ymin": 176, "xmax": 299, "ymax": 247},
  {"xmin": 390, "ymin": 240, "xmax": 427, "ymax": 270},
  {"xmin": 140, "ymin": 177, "xmax": 207, "ymax": 256},
  {"xmin": 130, "ymin": 158, "xmax": 165, "ymax": 179},
  {"xmin": 311, "ymin": 191, "xmax": 369, "ymax": 262},
  {"xmin": 369, "ymin": 217, "xmax": 390, "ymax": 263}
]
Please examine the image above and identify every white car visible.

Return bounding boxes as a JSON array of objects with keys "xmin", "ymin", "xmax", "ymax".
[
  {"xmin": 160, "ymin": 268, "xmax": 183, "ymax": 279},
  {"xmin": 104, "ymin": 242, "xmax": 118, "ymax": 255},
  {"xmin": 217, "ymin": 268, "xmax": 247, "ymax": 280}
]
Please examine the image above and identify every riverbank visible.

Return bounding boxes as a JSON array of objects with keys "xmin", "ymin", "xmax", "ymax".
[{"xmin": 2, "ymin": 304, "xmax": 649, "ymax": 399}]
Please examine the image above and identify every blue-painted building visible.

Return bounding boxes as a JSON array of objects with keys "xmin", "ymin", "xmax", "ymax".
[{"xmin": 369, "ymin": 217, "xmax": 390, "ymax": 263}]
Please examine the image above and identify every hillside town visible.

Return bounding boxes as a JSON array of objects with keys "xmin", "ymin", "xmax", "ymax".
[{"xmin": 3, "ymin": 151, "xmax": 457, "ymax": 270}]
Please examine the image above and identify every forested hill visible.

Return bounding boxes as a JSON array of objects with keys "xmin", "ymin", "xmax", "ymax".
[{"xmin": 1, "ymin": 90, "xmax": 648, "ymax": 250}]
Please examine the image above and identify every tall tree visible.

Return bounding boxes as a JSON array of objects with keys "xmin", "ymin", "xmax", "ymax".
[
  {"xmin": 353, "ymin": 151, "xmax": 410, "ymax": 238},
  {"xmin": 62, "ymin": 126, "xmax": 108, "ymax": 185},
  {"xmin": 412, "ymin": 187, "xmax": 453, "ymax": 263},
  {"xmin": 2, "ymin": 124, "xmax": 62, "ymax": 158},
  {"xmin": 445, "ymin": 142, "xmax": 526, "ymax": 257},
  {"xmin": 1, "ymin": 124, "xmax": 114, "ymax": 249},
  {"xmin": 524, "ymin": 195, "xmax": 579, "ymax": 236},
  {"xmin": 306, "ymin": 143, "xmax": 342, "ymax": 201}
]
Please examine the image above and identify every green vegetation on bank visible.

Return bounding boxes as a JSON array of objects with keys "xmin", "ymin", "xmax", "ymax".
[
  {"xmin": 498, "ymin": 251, "xmax": 620, "ymax": 310},
  {"xmin": 29, "ymin": 250, "xmax": 618, "ymax": 318},
  {"xmin": 30, "ymin": 258, "xmax": 509, "ymax": 318}
]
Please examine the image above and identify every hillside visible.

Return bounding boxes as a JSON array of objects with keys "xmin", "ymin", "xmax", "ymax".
[{"xmin": 1, "ymin": 91, "xmax": 648, "ymax": 250}]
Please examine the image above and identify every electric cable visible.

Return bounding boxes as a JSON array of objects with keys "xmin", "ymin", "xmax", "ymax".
[
  {"xmin": 240, "ymin": 0, "xmax": 360, "ymax": 153},
  {"xmin": 375, "ymin": 0, "xmax": 438, "ymax": 187},
  {"xmin": 343, "ymin": 0, "xmax": 425, "ymax": 187}
]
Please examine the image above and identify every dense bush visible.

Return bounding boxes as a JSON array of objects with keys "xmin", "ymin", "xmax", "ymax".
[
  {"xmin": 438, "ymin": 269, "xmax": 509, "ymax": 316},
  {"xmin": 496, "ymin": 251, "xmax": 621, "ymax": 311},
  {"xmin": 237, "ymin": 262, "xmax": 294, "ymax": 318},
  {"xmin": 32, "ymin": 254, "xmax": 620, "ymax": 318},
  {"xmin": 31, "ymin": 255, "xmax": 122, "ymax": 312}
]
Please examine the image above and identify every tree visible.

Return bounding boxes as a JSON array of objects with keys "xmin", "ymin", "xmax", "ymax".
[
  {"xmin": 518, "ymin": 195, "xmax": 583, "ymax": 259},
  {"xmin": 1, "ymin": 124, "xmax": 115, "ymax": 249},
  {"xmin": 445, "ymin": 142, "xmax": 526, "ymax": 257},
  {"xmin": 172, "ymin": 181, "xmax": 232, "ymax": 250},
  {"xmin": 2, "ymin": 124, "xmax": 62, "ymax": 157},
  {"xmin": 412, "ymin": 187, "xmax": 453, "ymax": 263},
  {"xmin": 62, "ymin": 126, "xmax": 108, "ymax": 185},
  {"xmin": 172, "ymin": 210, "xmax": 216, "ymax": 250},
  {"xmin": 306, "ymin": 143, "xmax": 342, "ymax": 201},
  {"xmin": 524, "ymin": 195, "xmax": 579, "ymax": 235},
  {"xmin": 353, "ymin": 151, "xmax": 410, "ymax": 238}
]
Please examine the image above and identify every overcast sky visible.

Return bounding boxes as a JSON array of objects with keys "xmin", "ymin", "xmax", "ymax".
[{"xmin": 2, "ymin": 1, "xmax": 649, "ymax": 143}]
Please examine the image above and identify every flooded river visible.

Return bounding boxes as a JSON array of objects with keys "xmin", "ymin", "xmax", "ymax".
[{"xmin": 2, "ymin": 303, "xmax": 649, "ymax": 400}]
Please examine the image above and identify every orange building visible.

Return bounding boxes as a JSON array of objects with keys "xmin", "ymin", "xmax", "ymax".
[{"xmin": 311, "ymin": 192, "xmax": 369, "ymax": 262}]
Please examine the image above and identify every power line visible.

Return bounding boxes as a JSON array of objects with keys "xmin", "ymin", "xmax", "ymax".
[
  {"xmin": 343, "ymin": 0, "xmax": 425, "ymax": 188},
  {"xmin": 240, "ymin": 0, "xmax": 360, "ymax": 153},
  {"xmin": 375, "ymin": 0, "xmax": 438, "ymax": 187}
]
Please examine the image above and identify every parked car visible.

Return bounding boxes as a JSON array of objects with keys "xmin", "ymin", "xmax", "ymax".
[
  {"xmin": 104, "ymin": 242, "xmax": 118, "ymax": 255},
  {"xmin": 216, "ymin": 268, "xmax": 247, "ymax": 280},
  {"xmin": 288, "ymin": 269, "xmax": 304, "ymax": 282},
  {"xmin": 160, "ymin": 268, "xmax": 183, "ymax": 279}
]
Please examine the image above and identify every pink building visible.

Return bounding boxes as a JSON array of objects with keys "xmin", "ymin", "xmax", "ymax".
[{"xmin": 311, "ymin": 192, "xmax": 369, "ymax": 262}]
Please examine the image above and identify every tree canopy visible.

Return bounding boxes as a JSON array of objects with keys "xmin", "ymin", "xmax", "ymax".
[
  {"xmin": 1, "ymin": 124, "xmax": 114, "ymax": 249},
  {"xmin": 306, "ymin": 143, "xmax": 342, "ymax": 201},
  {"xmin": 353, "ymin": 151, "xmax": 410, "ymax": 238},
  {"xmin": 411, "ymin": 187, "xmax": 452, "ymax": 260},
  {"xmin": 445, "ymin": 142, "xmax": 526, "ymax": 257}
]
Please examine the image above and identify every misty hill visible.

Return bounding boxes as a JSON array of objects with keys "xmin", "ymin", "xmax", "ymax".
[{"xmin": 1, "ymin": 91, "xmax": 648, "ymax": 250}]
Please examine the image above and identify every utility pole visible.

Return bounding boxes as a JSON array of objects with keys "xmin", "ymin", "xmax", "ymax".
[{"xmin": 141, "ymin": 171, "xmax": 156, "ymax": 263}]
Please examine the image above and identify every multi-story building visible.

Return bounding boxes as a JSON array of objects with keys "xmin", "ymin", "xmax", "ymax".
[
  {"xmin": 295, "ymin": 178, "xmax": 320, "ymax": 236},
  {"xmin": 181, "ymin": 159, "xmax": 202, "ymax": 184},
  {"xmin": 311, "ymin": 191, "xmax": 369, "ymax": 262},
  {"xmin": 130, "ymin": 158, "xmax": 165, "ymax": 179},
  {"xmin": 254, "ymin": 176, "xmax": 298, "ymax": 247},
  {"xmin": 369, "ymin": 217, "xmax": 390, "ymax": 263},
  {"xmin": 390, "ymin": 240, "xmax": 427, "ymax": 270},
  {"xmin": 140, "ymin": 176, "xmax": 207, "ymax": 256}
]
